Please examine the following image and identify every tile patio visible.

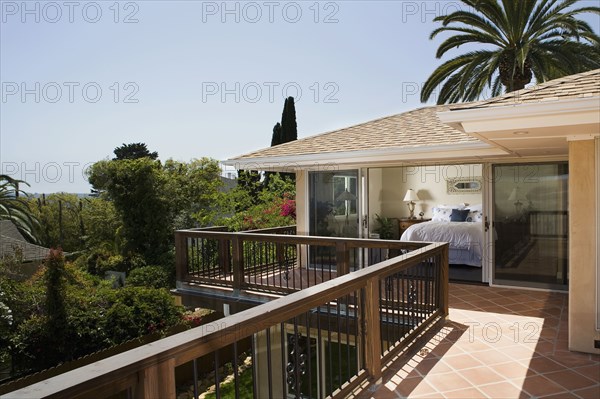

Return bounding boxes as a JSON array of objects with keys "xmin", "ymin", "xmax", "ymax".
[{"xmin": 355, "ymin": 283, "xmax": 600, "ymax": 399}]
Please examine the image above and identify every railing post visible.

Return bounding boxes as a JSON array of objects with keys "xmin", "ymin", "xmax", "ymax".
[
  {"xmin": 364, "ymin": 278, "xmax": 382, "ymax": 381},
  {"xmin": 336, "ymin": 242, "xmax": 350, "ymax": 276},
  {"xmin": 134, "ymin": 358, "xmax": 176, "ymax": 399},
  {"xmin": 220, "ymin": 238, "xmax": 231, "ymax": 275},
  {"xmin": 175, "ymin": 231, "xmax": 188, "ymax": 283},
  {"xmin": 232, "ymin": 235, "xmax": 245, "ymax": 293},
  {"xmin": 439, "ymin": 245, "xmax": 450, "ymax": 318}
]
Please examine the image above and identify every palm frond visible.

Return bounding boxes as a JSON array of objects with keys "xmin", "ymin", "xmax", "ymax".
[{"xmin": 421, "ymin": 0, "xmax": 600, "ymax": 104}]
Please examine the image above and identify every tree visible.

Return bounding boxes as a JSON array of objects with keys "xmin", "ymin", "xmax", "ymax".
[
  {"xmin": 235, "ymin": 170, "xmax": 263, "ymax": 211},
  {"xmin": 264, "ymin": 123, "xmax": 284, "ymax": 187},
  {"xmin": 29, "ymin": 193, "xmax": 85, "ymax": 252},
  {"xmin": 87, "ymin": 158, "xmax": 172, "ymax": 265},
  {"xmin": 270, "ymin": 122, "xmax": 283, "ymax": 147},
  {"xmin": 163, "ymin": 158, "xmax": 225, "ymax": 229},
  {"xmin": 43, "ymin": 249, "xmax": 68, "ymax": 367},
  {"xmin": 223, "ymin": 174, "xmax": 296, "ymax": 231},
  {"xmin": 7, "ymin": 260, "xmax": 185, "ymax": 374},
  {"xmin": 113, "ymin": 143, "xmax": 158, "ymax": 161},
  {"xmin": 421, "ymin": 0, "xmax": 600, "ymax": 104},
  {"xmin": 280, "ymin": 97, "xmax": 297, "ymax": 142},
  {"xmin": 0, "ymin": 175, "xmax": 39, "ymax": 243}
]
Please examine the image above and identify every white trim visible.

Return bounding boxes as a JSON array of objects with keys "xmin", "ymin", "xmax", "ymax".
[
  {"xmin": 596, "ymin": 137, "xmax": 600, "ymax": 331},
  {"xmin": 482, "ymin": 163, "xmax": 493, "ymax": 284},
  {"xmin": 567, "ymin": 134, "xmax": 600, "ymax": 142},
  {"xmin": 439, "ymin": 97, "xmax": 600, "ymax": 127},
  {"xmin": 223, "ymin": 142, "xmax": 507, "ymax": 171}
]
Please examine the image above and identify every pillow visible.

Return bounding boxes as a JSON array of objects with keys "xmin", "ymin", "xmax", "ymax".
[
  {"xmin": 466, "ymin": 210, "xmax": 483, "ymax": 222},
  {"xmin": 431, "ymin": 207, "xmax": 452, "ymax": 222},
  {"xmin": 469, "ymin": 204, "xmax": 483, "ymax": 212},
  {"xmin": 450, "ymin": 208, "xmax": 470, "ymax": 222}
]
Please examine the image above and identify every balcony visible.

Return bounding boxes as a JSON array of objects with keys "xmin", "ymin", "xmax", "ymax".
[
  {"xmin": 4, "ymin": 229, "xmax": 449, "ymax": 398},
  {"xmin": 4, "ymin": 229, "xmax": 598, "ymax": 398}
]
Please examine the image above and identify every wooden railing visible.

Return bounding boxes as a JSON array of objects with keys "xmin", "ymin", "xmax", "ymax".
[
  {"xmin": 5, "ymin": 240, "xmax": 448, "ymax": 399},
  {"xmin": 175, "ymin": 227, "xmax": 430, "ymax": 295}
]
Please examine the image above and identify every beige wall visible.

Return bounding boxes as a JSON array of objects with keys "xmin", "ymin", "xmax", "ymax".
[
  {"xmin": 568, "ymin": 139, "xmax": 600, "ymax": 354},
  {"xmin": 296, "ymin": 171, "xmax": 307, "ymax": 235},
  {"xmin": 367, "ymin": 168, "xmax": 383, "ymax": 235},
  {"xmin": 377, "ymin": 164, "xmax": 483, "ymax": 219}
]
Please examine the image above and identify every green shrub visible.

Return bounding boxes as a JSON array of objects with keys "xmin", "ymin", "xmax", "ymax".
[{"xmin": 127, "ymin": 265, "xmax": 172, "ymax": 289}]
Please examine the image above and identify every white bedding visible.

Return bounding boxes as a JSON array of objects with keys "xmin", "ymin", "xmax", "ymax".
[{"xmin": 400, "ymin": 221, "xmax": 483, "ymax": 267}]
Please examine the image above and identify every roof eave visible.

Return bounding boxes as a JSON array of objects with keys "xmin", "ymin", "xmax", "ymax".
[
  {"xmin": 439, "ymin": 96, "xmax": 600, "ymax": 133},
  {"xmin": 223, "ymin": 142, "xmax": 508, "ymax": 171}
]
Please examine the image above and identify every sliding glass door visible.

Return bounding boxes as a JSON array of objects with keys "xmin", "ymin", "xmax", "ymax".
[
  {"xmin": 308, "ymin": 170, "xmax": 359, "ymax": 238},
  {"xmin": 492, "ymin": 162, "xmax": 568, "ymax": 290}
]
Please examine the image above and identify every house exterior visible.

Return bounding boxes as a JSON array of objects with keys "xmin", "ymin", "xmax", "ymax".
[
  {"xmin": 224, "ymin": 69, "xmax": 600, "ymax": 355},
  {"xmin": 0, "ymin": 220, "xmax": 51, "ymax": 278}
]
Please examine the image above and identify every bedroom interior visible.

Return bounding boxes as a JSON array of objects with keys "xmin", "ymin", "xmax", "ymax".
[{"xmin": 368, "ymin": 163, "xmax": 485, "ymax": 283}]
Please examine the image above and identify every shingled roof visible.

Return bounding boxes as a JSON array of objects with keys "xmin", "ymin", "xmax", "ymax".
[
  {"xmin": 449, "ymin": 68, "xmax": 600, "ymax": 110},
  {"xmin": 230, "ymin": 105, "xmax": 481, "ymax": 160},
  {"xmin": 228, "ymin": 69, "xmax": 599, "ymax": 163},
  {"xmin": 1, "ymin": 220, "xmax": 50, "ymax": 262}
]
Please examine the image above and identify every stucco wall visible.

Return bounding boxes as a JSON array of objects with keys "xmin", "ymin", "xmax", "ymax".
[
  {"xmin": 568, "ymin": 139, "xmax": 600, "ymax": 354},
  {"xmin": 295, "ymin": 171, "xmax": 307, "ymax": 235}
]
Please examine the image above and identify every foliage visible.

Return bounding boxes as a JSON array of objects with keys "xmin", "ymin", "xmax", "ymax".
[
  {"xmin": 235, "ymin": 170, "xmax": 263, "ymax": 211},
  {"xmin": 79, "ymin": 197, "xmax": 122, "ymax": 251},
  {"xmin": 421, "ymin": 0, "xmax": 600, "ymax": 104},
  {"xmin": 83, "ymin": 248, "xmax": 147, "ymax": 276},
  {"xmin": 44, "ymin": 249, "xmax": 68, "ymax": 366},
  {"xmin": 113, "ymin": 142, "xmax": 158, "ymax": 160},
  {"xmin": 222, "ymin": 174, "xmax": 296, "ymax": 231},
  {"xmin": 281, "ymin": 96, "xmax": 298, "ymax": 142},
  {"xmin": 127, "ymin": 265, "xmax": 172, "ymax": 289},
  {"xmin": 87, "ymin": 158, "xmax": 173, "ymax": 265},
  {"xmin": 5, "ymin": 260, "xmax": 185, "ymax": 373},
  {"xmin": 87, "ymin": 156, "xmax": 225, "ymax": 267},
  {"xmin": 163, "ymin": 158, "xmax": 225, "ymax": 229},
  {"xmin": 374, "ymin": 214, "xmax": 395, "ymax": 240},
  {"xmin": 0, "ymin": 175, "xmax": 40, "ymax": 243},
  {"xmin": 265, "ymin": 97, "xmax": 298, "ymax": 185},
  {"xmin": 25, "ymin": 194, "xmax": 121, "ymax": 255},
  {"xmin": 27, "ymin": 193, "xmax": 82, "ymax": 252},
  {"xmin": 270, "ymin": 122, "xmax": 283, "ymax": 147},
  {"xmin": 102, "ymin": 286, "xmax": 183, "ymax": 343}
]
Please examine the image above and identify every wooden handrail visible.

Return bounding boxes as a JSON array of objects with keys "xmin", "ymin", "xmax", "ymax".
[
  {"xmin": 176, "ymin": 229, "xmax": 429, "ymax": 250},
  {"xmin": 6, "ymin": 242, "xmax": 448, "ymax": 399},
  {"xmin": 239, "ymin": 225, "xmax": 296, "ymax": 234}
]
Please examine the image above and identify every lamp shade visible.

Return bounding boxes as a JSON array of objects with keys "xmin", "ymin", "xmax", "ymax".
[
  {"xmin": 336, "ymin": 189, "xmax": 356, "ymax": 202},
  {"xmin": 403, "ymin": 189, "xmax": 420, "ymax": 202}
]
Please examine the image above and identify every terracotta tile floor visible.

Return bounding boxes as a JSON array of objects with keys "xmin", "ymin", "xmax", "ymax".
[{"xmin": 356, "ymin": 283, "xmax": 600, "ymax": 399}]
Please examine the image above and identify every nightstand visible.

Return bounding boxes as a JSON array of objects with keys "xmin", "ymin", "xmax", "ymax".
[{"xmin": 399, "ymin": 218, "xmax": 430, "ymax": 236}]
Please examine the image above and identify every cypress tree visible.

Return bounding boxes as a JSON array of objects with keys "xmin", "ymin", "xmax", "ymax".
[
  {"xmin": 280, "ymin": 97, "xmax": 297, "ymax": 143},
  {"xmin": 265, "ymin": 123, "xmax": 283, "ymax": 187},
  {"xmin": 270, "ymin": 122, "xmax": 283, "ymax": 147}
]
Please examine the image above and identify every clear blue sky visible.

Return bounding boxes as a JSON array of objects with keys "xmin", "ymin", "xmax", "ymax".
[{"xmin": 1, "ymin": 0, "xmax": 599, "ymax": 193}]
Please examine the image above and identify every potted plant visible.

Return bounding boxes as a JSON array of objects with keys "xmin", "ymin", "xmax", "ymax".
[{"xmin": 373, "ymin": 214, "xmax": 395, "ymax": 240}]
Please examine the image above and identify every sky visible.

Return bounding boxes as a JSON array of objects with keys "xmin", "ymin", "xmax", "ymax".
[{"xmin": 1, "ymin": 0, "xmax": 599, "ymax": 194}]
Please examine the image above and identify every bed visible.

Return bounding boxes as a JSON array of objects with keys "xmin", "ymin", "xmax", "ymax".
[{"xmin": 400, "ymin": 205, "xmax": 484, "ymax": 267}]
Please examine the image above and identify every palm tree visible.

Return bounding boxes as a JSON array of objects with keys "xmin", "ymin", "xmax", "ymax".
[
  {"xmin": 0, "ymin": 175, "xmax": 40, "ymax": 243},
  {"xmin": 421, "ymin": 0, "xmax": 600, "ymax": 104}
]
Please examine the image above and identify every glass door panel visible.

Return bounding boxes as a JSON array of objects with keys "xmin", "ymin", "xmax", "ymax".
[
  {"xmin": 309, "ymin": 170, "xmax": 359, "ymax": 238},
  {"xmin": 492, "ymin": 163, "xmax": 568, "ymax": 290},
  {"xmin": 308, "ymin": 170, "xmax": 360, "ymax": 271}
]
